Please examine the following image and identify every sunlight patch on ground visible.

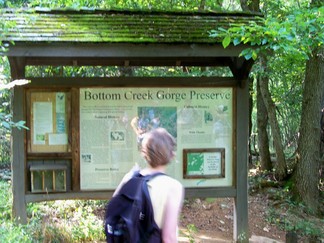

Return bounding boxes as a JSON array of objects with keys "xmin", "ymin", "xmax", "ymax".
[{"xmin": 179, "ymin": 227, "xmax": 233, "ymax": 242}]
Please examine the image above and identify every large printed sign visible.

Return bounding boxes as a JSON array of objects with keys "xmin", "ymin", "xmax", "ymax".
[{"xmin": 80, "ymin": 87, "xmax": 234, "ymax": 190}]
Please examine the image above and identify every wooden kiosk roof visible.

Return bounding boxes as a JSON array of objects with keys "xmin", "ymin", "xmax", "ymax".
[{"xmin": 1, "ymin": 8, "xmax": 262, "ymax": 80}]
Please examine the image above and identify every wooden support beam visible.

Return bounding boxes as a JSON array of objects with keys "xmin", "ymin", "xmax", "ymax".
[
  {"xmin": 227, "ymin": 57, "xmax": 255, "ymax": 88},
  {"xmin": 8, "ymin": 57, "xmax": 26, "ymax": 79},
  {"xmin": 24, "ymin": 77, "xmax": 240, "ymax": 87},
  {"xmin": 12, "ymin": 86, "xmax": 28, "ymax": 224},
  {"xmin": 234, "ymin": 82, "xmax": 249, "ymax": 242},
  {"xmin": 71, "ymin": 88, "xmax": 80, "ymax": 191},
  {"xmin": 8, "ymin": 57, "xmax": 28, "ymax": 223},
  {"xmin": 6, "ymin": 43, "xmax": 246, "ymax": 58}
]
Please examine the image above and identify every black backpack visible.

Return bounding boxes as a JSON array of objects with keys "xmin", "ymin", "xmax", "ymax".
[{"xmin": 104, "ymin": 171, "xmax": 163, "ymax": 243}]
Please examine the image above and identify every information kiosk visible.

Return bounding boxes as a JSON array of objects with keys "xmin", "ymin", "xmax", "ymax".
[{"xmin": 2, "ymin": 9, "xmax": 262, "ymax": 242}]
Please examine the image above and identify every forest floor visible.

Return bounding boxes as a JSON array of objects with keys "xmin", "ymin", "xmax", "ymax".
[
  {"xmin": 178, "ymin": 169, "xmax": 324, "ymax": 243},
  {"xmin": 1, "ymin": 166, "xmax": 323, "ymax": 242},
  {"xmin": 179, "ymin": 195, "xmax": 286, "ymax": 242}
]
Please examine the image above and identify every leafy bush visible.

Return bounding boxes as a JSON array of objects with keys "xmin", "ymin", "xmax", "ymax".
[
  {"xmin": 0, "ymin": 86, "xmax": 11, "ymax": 166},
  {"xmin": 264, "ymin": 186, "xmax": 324, "ymax": 240},
  {"xmin": 0, "ymin": 180, "xmax": 33, "ymax": 242},
  {"xmin": 0, "ymin": 179, "xmax": 107, "ymax": 242}
]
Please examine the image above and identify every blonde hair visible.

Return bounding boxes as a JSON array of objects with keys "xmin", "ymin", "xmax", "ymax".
[{"xmin": 141, "ymin": 128, "xmax": 176, "ymax": 168}]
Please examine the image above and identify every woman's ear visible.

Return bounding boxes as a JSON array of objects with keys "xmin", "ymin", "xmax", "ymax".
[{"xmin": 170, "ymin": 151, "xmax": 175, "ymax": 159}]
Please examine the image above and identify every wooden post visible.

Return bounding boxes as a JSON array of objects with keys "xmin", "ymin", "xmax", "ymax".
[
  {"xmin": 10, "ymin": 57, "xmax": 28, "ymax": 224},
  {"xmin": 12, "ymin": 86, "xmax": 28, "ymax": 224},
  {"xmin": 286, "ymin": 232, "xmax": 298, "ymax": 243},
  {"xmin": 233, "ymin": 81, "xmax": 249, "ymax": 242}
]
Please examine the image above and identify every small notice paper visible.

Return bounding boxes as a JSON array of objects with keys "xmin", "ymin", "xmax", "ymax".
[{"xmin": 48, "ymin": 133, "xmax": 68, "ymax": 145}]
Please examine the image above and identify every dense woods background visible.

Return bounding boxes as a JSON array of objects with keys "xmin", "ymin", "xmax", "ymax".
[{"xmin": 0, "ymin": 0, "xmax": 323, "ymax": 241}]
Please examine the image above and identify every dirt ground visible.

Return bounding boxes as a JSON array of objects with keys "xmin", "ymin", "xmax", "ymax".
[
  {"xmin": 1, "ymin": 166, "xmax": 322, "ymax": 242},
  {"xmin": 179, "ymin": 195, "xmax": 287, "ymax": 243}
]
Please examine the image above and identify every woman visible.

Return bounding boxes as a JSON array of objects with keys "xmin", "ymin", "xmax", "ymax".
[{"xmin": 114, "ymin": 128, "xmax": 184, "ymax": 243}]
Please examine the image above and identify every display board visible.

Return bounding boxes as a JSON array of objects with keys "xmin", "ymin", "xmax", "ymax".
[
  {"xmin": 79, "ymin": 87, "xmax": 234, "ymax": 190},
  {"xmin": 28, "ymin": 91, "xmax": 70, "ymax": 153}
]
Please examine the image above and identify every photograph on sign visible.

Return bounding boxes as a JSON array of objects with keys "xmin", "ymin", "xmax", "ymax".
[{"xmin": 130, "ymin": 106, "xmax": 177, "ymax": 149}]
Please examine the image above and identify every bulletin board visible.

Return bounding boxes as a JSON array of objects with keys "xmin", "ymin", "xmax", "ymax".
[{"xmin": 27, "ymin": 91, "xmax": 71, "ymax": 153}]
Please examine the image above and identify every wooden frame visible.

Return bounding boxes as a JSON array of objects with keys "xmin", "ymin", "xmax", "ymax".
[
  {"xmin": 10, "ymin": 76, "xmax": 250, "ymax": 243},
  {"xmin": 183, "ymin": 148, "xmax": 225, "ymax": 179},
  {"xmin": 26, "ymin": 89, "xmax": 72, "ymax": 154},
  {"xmin": 23, "ymin": 80, "xmax": 236, "ymax": 187},
  {"xmin": 30, "ymin": 164, "xmax": 67, "ymax": 193}
]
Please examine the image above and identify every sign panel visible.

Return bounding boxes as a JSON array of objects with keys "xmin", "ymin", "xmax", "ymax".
[
  {"xmin": 183, "ymin": 148, "xmax": 225, "ymax": 178},
  {"xmin": 80, "ymin": 87, "xmax": 234, "ymax": 190}
]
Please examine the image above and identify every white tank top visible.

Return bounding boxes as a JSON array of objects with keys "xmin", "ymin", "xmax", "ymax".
[{"xmin": 147, "ymin": 175, "xmax": 182, "ymax": 228}]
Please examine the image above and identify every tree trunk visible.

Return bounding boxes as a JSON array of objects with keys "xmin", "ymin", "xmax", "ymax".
[
  {"xmin": 248, "ymin": 79, "xmax": 254, "ymax": 164},
  {"xmin": 240, "ymin": 0, "xmax": 260, "ymax": 12},
  {"xmin": 198, "ymin": 0, "xmax": 206, "ymax": 10},
  {"xmin": 118, "ymin": 67, "xmax": 133, "ymax": 77},
  {"xmin": 259, "ymin": 55, "xmax": 287, "ymax": 180},
  {"xmin": 240, "ymin": 0, "xmax": 262, "ymax": 168},
  {"xmin": 293, "ymin": 46, "xmax": 324, "ymax": 214},
  {"xmin": 256, "ymin": 75, "xmax": 272, "ymax": 171}
]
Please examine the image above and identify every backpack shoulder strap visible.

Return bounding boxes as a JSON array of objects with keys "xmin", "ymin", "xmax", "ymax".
[
  {"xmin": 117, "ymin": 171, "xmax": 165, "ymax": 202},
  {"xmin": 142, "ymin": 172, "xmax": 165, "ymax": 181},
  {"xmin": 139, "ymin": 172, "xmax": 164, "ymax": 241},
  {"xmin": 140, "ymin": 172, "xmax": 165, "ymax": 202}
]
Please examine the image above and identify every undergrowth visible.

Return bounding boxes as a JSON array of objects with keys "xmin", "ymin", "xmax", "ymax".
[
  {"xmin": 1, "ymin": 167, "xmax": 323, "ymax": 242},
  {"xmin": 0, "ymin": 179, "xmax": 106, "ymax": 242},
  {"xmin": 264, "ymin": 190, "xmax": 324, "ymax": 240},
  {"xmin": 249, "ymin": 168, "xmax": 324, "ymax": 241}
]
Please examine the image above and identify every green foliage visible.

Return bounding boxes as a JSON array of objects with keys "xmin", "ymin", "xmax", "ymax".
[
  {"xmin": 1, "ymin": 178, "xmax": 106, "ymax": 242},
  {"xmin": 0, "ymin": 79, "xmax": 30, "ymax": 132},
  {"xmin": 26, "ymin": 200, "xmax": 107, "ymax": 242},
  {"xmin": 0, "ymin": 16, "xmax": 16, "ymax": 53},
  {"xmin": 237, "ymin": 232, "xmax": 248, "ymax": 241},
  {"xmin": 23, "ymin": 0, "xmax": 227, "ymax": 11},
  {"xmin": 0, "ymin": 59, "xmax": 30, "ymax": 164},
  {"xmin": 210, "ymin": 5, "xmax": 324, "ymax": 61},
  {"xmin": 248, "ymin": 167, "xmax": 324, "ymax": 240},
  {"xmin": 0, "ymin": 131, "xmax": 10, "ymax": 164},
  {"xmin": 0, "ymin": 0, "xmax": 245, "ymax": 11},
  {"xmin": 0, "ymin": 0, "xmax": 29, "ymax": 8},
  {"xmin": 0, "ymin": 68, "xmax": 11, "ymax": 164},
  {"xmin": 219, "ymin": 3, "xmax": 324, "ymax": 157},
  {"xmin": 0, "ymin": 221, "xmax": 33, "ymax": 242},
  {"xmin": 25, "ymin": 65, "xmax": 233, "ymax": 78},
  {"xmin": 0, "ymin": 49, "xmax": 29, "ymax": 165},
  {"xmin": 185, "ymin": 223, "xmax": 198, "ymax": 243},
  {"xmin": 0, "ymin": 113, "xmax": 28, "ymax": 130},
  {"xmin": 0, "ymin": 180, "xmax": 33, "ymax": 242},
  {"xmin": 0, "ymin": 180, "xmax": 12, "ymax": 220},
  {"xmin": 265, "ymin": 196, "xmax": 324, "ymax": 239},
  {"xmin": 0, "ymin": 80, "xmax": 30, "ymax": 132}
]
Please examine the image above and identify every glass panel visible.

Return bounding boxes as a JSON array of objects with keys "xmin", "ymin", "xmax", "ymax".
[
  {"xmin": 44, "ymin": 171, "xmax": 53, "ymax": 192},
  {"xmin": 28, "ymin": 91, "xmax": 70, "ymax": 153},
  {"xmin": 55, "ymin": 170, "xmax": 66, "ymax": 191},
  {"xmin": 32, "ymin": 171, "xmax": 43, "ymax": 192}
]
